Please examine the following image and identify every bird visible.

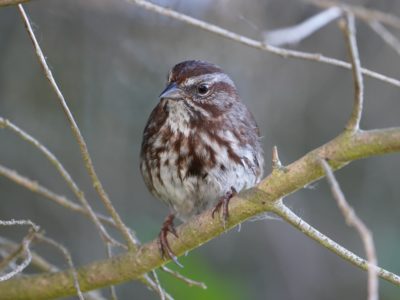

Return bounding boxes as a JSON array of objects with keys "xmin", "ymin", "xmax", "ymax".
[{"xmin": 140, "ymin": 60, "xmax": 264, "ymax": 262}]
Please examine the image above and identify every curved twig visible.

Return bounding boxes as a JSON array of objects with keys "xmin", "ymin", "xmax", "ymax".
[{"xmin": 320, "ymin": 160, "xmax": 378, "ymax": 300}]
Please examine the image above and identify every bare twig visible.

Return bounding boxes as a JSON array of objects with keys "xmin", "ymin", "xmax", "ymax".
[
  {"xmin": 264, "ymin": 7, "xmax": 342, "ymax": 46},
  {"xmin": 0, "ymin": 236, "xmax": 58, "ymax": 273},
  {"xmin": 125, "ymin": 0, "xmax": 400, "ymax": 88},
  {"xmin": 0, "ymin": 117, "xmax": 118, "ymax": 246},
  {"xmin": 340, "ymin": 14, "xmax": 364, "ymax": 131},
  {"xmin": 161, "ymin": 266, "xmax": 207, "ymax": 289},
  {"xmin": 151, "ymin": 270, "xmax": 167, "ymax": 300},
  {"xmin": 35, "ymin": 234, "xmax": 85, "ymax": 300},
  {"xmin": 0, "ymin": 237, "xmax": 27, "ymax": 272},
  {"xmin": 0, "ymin": 240, "xmax": 32, "ymax": 282},
  {"xmin": 0, "ymin": 244, "xmax": 23, "ymax": 272},
  {"xmin": 0, "ymin": 220, "xmax": 38, "ymax": 282},
  {"xmin": 369, "ymin": 21, "xmax": 400, "ymax": 57},
  {"xmin": 272, "ymin": 146, "xmax": 283, "ymax": 171},
  {"xmin": 271, "ymin": 201, "xmax": 395, "ymax": 287},
  {"xmin": 304, "ymin": 0, "xmax": 400, "ymax": 30},
  {"xmin": 17, "ymin": 4, "xmax": 137, "ymax": 249},
  {"xmin": 0, "ymin": 164, "xmax": 116, "ymax": 228},
  {"xmin": 320, "ymin": 159, "xmax": 378, "ymax": 300},
  {"xmin": 0, "ymin": 219, "xmax": 39, "ymax": 232},
  {"xmin": 142, "ymin": 273, "xmax": 174, "ymax": 300}
]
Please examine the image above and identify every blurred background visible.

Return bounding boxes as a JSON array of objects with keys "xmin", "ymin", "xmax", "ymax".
[{"xmin": 1, "ymin": 0, "xmax": 400, "ymax": 299}]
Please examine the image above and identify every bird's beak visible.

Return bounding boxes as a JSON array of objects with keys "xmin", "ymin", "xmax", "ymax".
[{"xmin": 159, "ymin": 83, "xmax": 184, "ymax": 100}]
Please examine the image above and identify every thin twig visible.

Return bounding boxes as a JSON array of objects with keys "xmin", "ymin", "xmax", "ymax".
[
  {"xmin": 0, "ymin": 241, "xmax": 25, "ymax": 272},
  {"xmin": 320, "ymin": 159, "xmax": 378, "ymax": 300},
  {"xmin": 0, "ymin": 239, "xmax": 32, "ymax": 282},
  {"xmin": 304, "ymin": 0, "xmax": 400, "ymax": 30},
  {"xmin": 126, "ymin": 0, "xmax": 400, "ymax": 88},
  {"xmin": 142, "ymin": 273, "xmax": 174, "ymax": 300},
  {"xmin": 35, "ymin": 234, "xmax": 85, "ymax": 300},
  {"xmin": 0, "ymin": 117, "xmax": 118, "ymax": 246},
  {"xmin": 0, "ymin": 236, "xmax": 58, "ymax": 273},
  {"xmin": 17, "ymin": 4, "xmax": 137, "ymax": 249},
  {"xmin": 0, "ymin": 249, "xmax": 17, "ymax": 271},
  {"xmin": 0, "ymin": 220, "xmax": 38, "ymax": 282},
  {"xmin": 151, "ymin": 270, "xmax": 167, "ymax": 300},
  {"xmin": 369, "ymin": 21, "xmax": 400, "ymax": 57},
  {"xmin": 0, "ymin": 164, "xmax": 117, "ymax": 228},
  {"xmin": 272, "ymin": 146, "xmax": 283, "ymax": 170},
  {"xmin": 161, "ymin": 266, "xmax": 207, "ymax": 289},
  {"xmin": 340, "ymin": 13, "xmax": 364, "ymax": 131},
  {"xmin": 0, "ymin": 219, "xmax": 39, "ymax": 232},
  {"xmin": 271, "ymin": 201, "xmax": 397, "ymax": 287}
]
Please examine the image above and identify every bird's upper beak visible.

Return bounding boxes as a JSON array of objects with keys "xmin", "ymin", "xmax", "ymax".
[{"xmin": 159, "ymin": 83, "xmax": 184, "ymax": 100}]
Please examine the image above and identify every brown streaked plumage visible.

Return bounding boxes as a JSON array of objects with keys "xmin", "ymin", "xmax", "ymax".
[{"xmin": 140, "ymin": 60, "xmax": 264, "ymax": 262}]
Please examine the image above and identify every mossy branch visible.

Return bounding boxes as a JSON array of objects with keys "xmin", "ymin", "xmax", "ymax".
[{"xmin": 0, "ymin": 129, "xmax": 399, "ymax": 299}]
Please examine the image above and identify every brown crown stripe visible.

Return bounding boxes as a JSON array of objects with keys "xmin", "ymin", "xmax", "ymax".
[{"xmin": 170, "ymin": 60, "xmax": 223, "ymax": 84}]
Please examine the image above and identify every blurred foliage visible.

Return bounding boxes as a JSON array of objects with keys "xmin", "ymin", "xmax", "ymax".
[{"xmin": 159, "ymin": 254, "xmax": 249, "ymax": 300}]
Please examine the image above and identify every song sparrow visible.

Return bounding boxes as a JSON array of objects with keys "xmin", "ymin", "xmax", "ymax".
[{"xmin": 140, "ymin": 60, "xmax": 264, "ymax": 261}]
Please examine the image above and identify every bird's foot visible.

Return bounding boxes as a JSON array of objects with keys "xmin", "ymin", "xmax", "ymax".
[
  {"xmin": 212, "ymin": 187, "xmax": 237, "ymax": 227},
  {"xmin": 158, "ymin": 214, "xmax": 183, "ymax": 267}
]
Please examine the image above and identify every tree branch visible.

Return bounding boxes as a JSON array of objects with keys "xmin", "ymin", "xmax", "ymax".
[{"xmin": 0, "ymin": 128, "xmax": 399, "ymax": 299}]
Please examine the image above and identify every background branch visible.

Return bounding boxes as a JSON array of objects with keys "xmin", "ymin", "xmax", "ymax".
[
  {"xmin": 0, "ymin": 117, "xmax": 117, "ymax": 244},
  {"xmin": 320, "ymin": 159, "xmax": 378, "ymax": 300},
  {"xmin": 304, "ymin": 0, "xmax": 400, "ymax": 30},
  {"xmin": 369, "ymin": 21, "xmax": 400, "ymax": 56},
  {"xmin": 0, "ymin": 219, "xmax": 38, "ymax": 282}
]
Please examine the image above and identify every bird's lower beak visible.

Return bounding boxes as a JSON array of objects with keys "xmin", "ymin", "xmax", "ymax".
[{"xmin": 159, "ymin": 83, "xmax": 184, "ymax": 100}]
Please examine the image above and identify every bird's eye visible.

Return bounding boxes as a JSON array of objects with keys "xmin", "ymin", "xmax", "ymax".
[{"xmin": 197, "ymin": 84, "xmax": 209, "ymax": 95}]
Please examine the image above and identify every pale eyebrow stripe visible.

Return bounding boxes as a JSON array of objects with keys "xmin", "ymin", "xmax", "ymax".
[{"xmin": 183, "ymin": 72, "xmax": 234, "ymax": 86}]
